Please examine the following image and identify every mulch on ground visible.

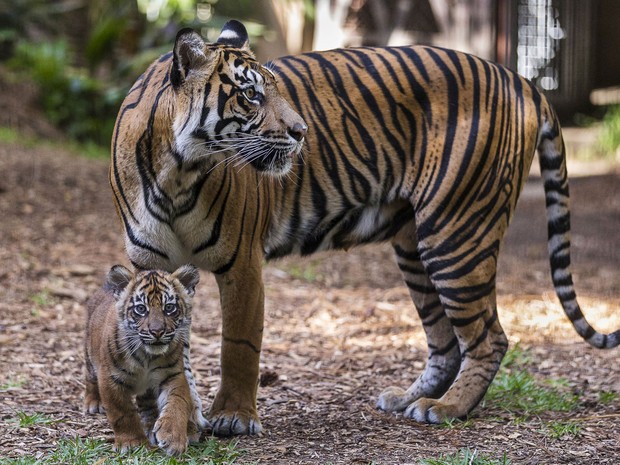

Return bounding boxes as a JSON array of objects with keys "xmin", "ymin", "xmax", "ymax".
[{"xmin": 0, "ymin": 141, "xmax": 618, "ymax": 464}]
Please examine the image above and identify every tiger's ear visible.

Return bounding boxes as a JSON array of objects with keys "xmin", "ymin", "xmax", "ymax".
[
  {"xmin": 171, "ymin": 28, "xmax": 207, "ymax": 87},
  {"xmin": 172, "ymin": 264, "xmax": 200, "ymax": 296},
  {"xmin": 104, "ymin": 265, "xmax": 133, "ymax": 299},
  {"xmin": 216, "ymin": 19, "xmax": 251, "ymax": 52}
]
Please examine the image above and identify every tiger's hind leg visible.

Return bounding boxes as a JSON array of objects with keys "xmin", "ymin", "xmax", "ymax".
[
  {"xmin": 377, "ymin": 223, "xmax": 461, "ymax": 412},
  {"xmin": 403, "ymin": 238, "xmax": 508, "ymax": 423}
]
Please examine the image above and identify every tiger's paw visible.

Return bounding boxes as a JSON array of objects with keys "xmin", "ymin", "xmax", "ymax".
[
  {"xmin": 83, "ymin": 397, "xmax": 105, "ymax": 415},
  {"xmin": 153, "ymin": 417, "xmax": 189, "ymax": 456},
  {"xmin": 113, "ymin": 434, "xmax": 148, "ymax": 453},
  {"xmin": 376, "ymin": 386, "xmax": 415, "ymax": 412},
  {"xmin": 209, "ymin": 410, "xmax": 262, "ymax": 436},
  {"xmin": 403, "ymin": 398, "xmax": 464, "ymax": 424}
]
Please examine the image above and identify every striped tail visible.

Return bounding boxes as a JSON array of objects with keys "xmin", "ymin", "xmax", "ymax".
[{"xmin": 537, "ymin": 103, "xmax": 619, "ymax": 349}]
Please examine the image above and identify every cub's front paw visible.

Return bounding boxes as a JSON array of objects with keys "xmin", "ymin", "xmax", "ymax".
[
  {"xmin": 209, "ymin": 409, "xmax": 262, "ymax": 436},
  {"xmin": 113, "ymin": 434, "xmax": 147, "ymax": 453},
  {"xmin": 153, "ymin": 416, "xmax": 189, "ymax": 456},
  {"xmin": 83, "ymin": 397, "xmax": 105, "ymax": 414}
]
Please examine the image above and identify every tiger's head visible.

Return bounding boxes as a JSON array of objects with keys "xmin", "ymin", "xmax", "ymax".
[
  {"xmin": 171, "ymin": 20, "xmax": 306, "ymax": 175},
  {"xmin": 105, "ymin": 265, "xmax": 200, "ymax": 356}
]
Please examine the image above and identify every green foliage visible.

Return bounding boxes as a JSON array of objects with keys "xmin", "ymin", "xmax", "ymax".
[
  {"xmin": 419, "ymin": 449, "xmax": 511, "ymax": 465},
  {"xmin": 0, "ymin": 126, "xmax": 19, "ymax": 143},
  {"xmin": 544, "ymin": 420, "xmax": 581, "ymax": 440},
  {"xmin": 10, "ymin": 411, "xmax": 60, "ymax": 428},
  {"xmin": 0, "ymin": 436, "xmax": 242, "ymax": 465},
  {"xmin": 483, "ymin": 346, "xmax": 580, "ymax": 416},
  {"xmin": 598, "ymin": 391, "xmax": 618, "ymax": 404},
  {"xmin": 9, "ymin": 40, "xmax": 122, "ymax": 146},
  {"xmin": 437, "ymin": 417, "xmax": 475, "ymax": 429},
  {"xmin": 599, "ymin": 105, "xmax": 620, "ymax": 156},
  {"xmin": 0, "ymin": 378, "xmax": 26, "ymax": 391}
]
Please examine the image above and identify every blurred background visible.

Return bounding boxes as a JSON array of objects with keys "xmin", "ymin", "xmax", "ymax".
[{"xmin": 1, "ymin": 0, "xmax": 619, "ymax": 160}]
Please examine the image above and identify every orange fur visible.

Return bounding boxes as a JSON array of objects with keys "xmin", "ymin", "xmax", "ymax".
[{"xmin": 84, "ymin": 265, "xmax": 200, "ymax": 455}]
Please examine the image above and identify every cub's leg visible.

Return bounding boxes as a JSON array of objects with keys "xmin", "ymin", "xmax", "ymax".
[
  {"xmin": 153, "ymin": 371, "xmax": 192, "ymax": 456},
  {"xmin": 83, "ymin": 360, "xmax": 105, "ymax": 414},
  {"xmin": 208, "ymin": 264, "xmax": 264, "ymax": 436},
  {"xmin": 377, "ymin": 223, "xmax": 461, "ymax": 412},
  {"xmin": 405, "ymin": 238, "xmax": 508, "ymax": 423},
  {"xmin": 136, "ymin": 389, "xmax": 159, "ymax": 444},
  {"xmin": 98, "ymin": 371, "xmax": 148, "ymax": 452}
]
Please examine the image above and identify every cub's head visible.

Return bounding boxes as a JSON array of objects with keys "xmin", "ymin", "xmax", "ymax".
[
  {"xmin": 170, "ymin": 20, "xmax": 306, "ymax": 175},
  {"xmin": 104, "ymin": 264, "xmax": 200, "ymax": 356}
]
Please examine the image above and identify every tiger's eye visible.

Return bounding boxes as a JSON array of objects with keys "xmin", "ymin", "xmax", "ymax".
[
  {"xmin": 133, "ymin": 304, "xmax": 147, "ymax": 317},
  {"xmin": 243, "ymin": 87, "xmax": 256, "ymax": 100},
  {"xmin": 164, "ymin": 303, "xmax": 178, "ymax": 315}
]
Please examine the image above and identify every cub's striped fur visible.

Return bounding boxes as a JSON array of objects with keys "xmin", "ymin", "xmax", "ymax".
[
  {"xmin": 110, "ymin": 20, "xmax": 619, "ymax": 435},
  {"xmin": 84, "ymin": 264, "xmax": 204, "ymax": 454}
]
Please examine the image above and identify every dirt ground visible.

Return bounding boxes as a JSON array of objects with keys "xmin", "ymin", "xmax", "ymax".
[{"xmin": 0, "ymin": 135, "xmax": 618, "ymax": 464}]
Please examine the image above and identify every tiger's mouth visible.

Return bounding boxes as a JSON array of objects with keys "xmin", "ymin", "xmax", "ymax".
[
  {"xmin": 244, "ymin": 139, "xmax": 303, "ymax": 175},
  {"xmin": 143, "ymin": 341, "xmax": 170, "ymax": 355}
]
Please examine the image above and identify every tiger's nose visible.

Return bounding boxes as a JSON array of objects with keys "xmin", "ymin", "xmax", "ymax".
[
  {"xmin": 288, "ymin": 122, "xmax": 307, "ymax": 142},
  {"xmin": 150, "ymin": 327, "xmax": 165, "ymax": 339}
]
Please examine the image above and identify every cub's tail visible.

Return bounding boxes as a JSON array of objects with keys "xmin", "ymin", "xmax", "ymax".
[{"xmin": 537, "ymin": 100, "xmax": 619, "ymax": 349}]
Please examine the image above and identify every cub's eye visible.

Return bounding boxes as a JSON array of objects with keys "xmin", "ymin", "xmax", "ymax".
[
  {"xmin": 164, "ymin": 303, "xmax": 178, "ymax": 315},
  {"xmin": 133, "ymin": 304, "xmax": 147, "ymax": 317}
]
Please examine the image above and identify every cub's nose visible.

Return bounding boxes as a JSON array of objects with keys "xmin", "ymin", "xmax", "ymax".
[
  {"xmin": 149, "ymin": 327, "xmax": 165, "ymax": 339},
  {"xmin": 287, "ymin": 122, "xmax": 307, "ymax": 142}
]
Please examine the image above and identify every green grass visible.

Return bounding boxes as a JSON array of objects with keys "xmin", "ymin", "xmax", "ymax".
[
  {"xmin": 0, "ymin": 125, "xmax": 108, "ymax": 159},
  {"xmin": 0, "ymin": 126, "xmax": 19, "ymax": 144},
  {"xmin": 598, "ymin": 391, "xmax": 618, "ymax": 404},
  {"xmin": 437, "ymin": 417, "xmax": 475, "ymax": 429},
  {"xmin": 10, "ymin": 411, "xmax": 61, "ymax": 428},
  {"xmin": 544, "ymin": 420, "xmax": 581, "ymax": 440},
  {"xmin": 482, "ymin": 345, "xmax": 580, "ymax": 417},
  {"xmin": 0, "ymin": 436, "xmax": 243, "ymax": 465},
  {"xmin": 0, "ymin": 378, "xmax": 26, "ymax": 391},
  {"xmin": 282, "ymin": 261, "xmax": 322, "ymax": 283},
  {"xmin": 419, "ymin": 449, "xmax": 511, "ymax": 465}
]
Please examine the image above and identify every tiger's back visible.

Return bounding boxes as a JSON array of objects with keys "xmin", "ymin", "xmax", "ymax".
[{"xmin": 265, "ymin": 46, "xmax": 544, "ymax": 259}]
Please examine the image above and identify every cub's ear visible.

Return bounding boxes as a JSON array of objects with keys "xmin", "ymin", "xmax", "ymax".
[
  {"xmin": 172, "ymin": 264, "xmax": 200, "ymax": 296},
  {"xmin": 171, "ymin": 28, "xmax": 207, "ymax": 87},
  {"xmin": 104, "ymin": 265, "xmax": 133, "ymax": 299},
  {"xmin": 216, "ymin": 19, "xmax": 250, "ymax": 52}
]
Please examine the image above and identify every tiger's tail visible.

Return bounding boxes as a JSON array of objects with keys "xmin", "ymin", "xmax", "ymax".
[{"xmin": 537, "ymin": 100, "xmax": 619, "ymax": 349}]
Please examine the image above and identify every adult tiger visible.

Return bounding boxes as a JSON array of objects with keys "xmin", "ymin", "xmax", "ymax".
[{"xmin": 110, "ymin": 20, "xmax": 619, "ymax": 435}]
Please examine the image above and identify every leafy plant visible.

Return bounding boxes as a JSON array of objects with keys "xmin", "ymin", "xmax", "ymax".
[
  {"xmin": 9, "ymin": 40, "xmax": 122, "ymax": 146},
  {"xmin": 599, "ymin": 104, "xmax": 620, "ymax": 156}
]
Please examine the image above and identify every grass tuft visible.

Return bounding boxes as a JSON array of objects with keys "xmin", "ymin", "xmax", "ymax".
[
  {"xmin": 10, "ymin": 411, "xmax": 61, "ymax": 428},
  {"xmin": 0, "ymin": 436, "xmax": 243, "ymax": 465},
  {"xmin": 544, "ymin": 420, "xmax": 581, "ymax": 440},
  {"xmin": 481, "ymin": 345, "xmax": 580, "ymax": 417},
  {"xmin": 419, "ymin": 448, "xmax": 511, "ymax": 465}
]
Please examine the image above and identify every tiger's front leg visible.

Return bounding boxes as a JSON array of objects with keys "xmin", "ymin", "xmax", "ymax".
[
  {"xmin": 152, "ymin": 372, "xmax": 192, "ymax": 456},
  {"xmin": 209, "ymin": 263, "xmax": 264, "ymax": 436}
]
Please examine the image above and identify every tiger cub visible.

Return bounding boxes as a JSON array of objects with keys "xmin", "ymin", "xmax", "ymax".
[{"xmin": 83, "ymin": 264, "xmax": 201, "ymax": 456}]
